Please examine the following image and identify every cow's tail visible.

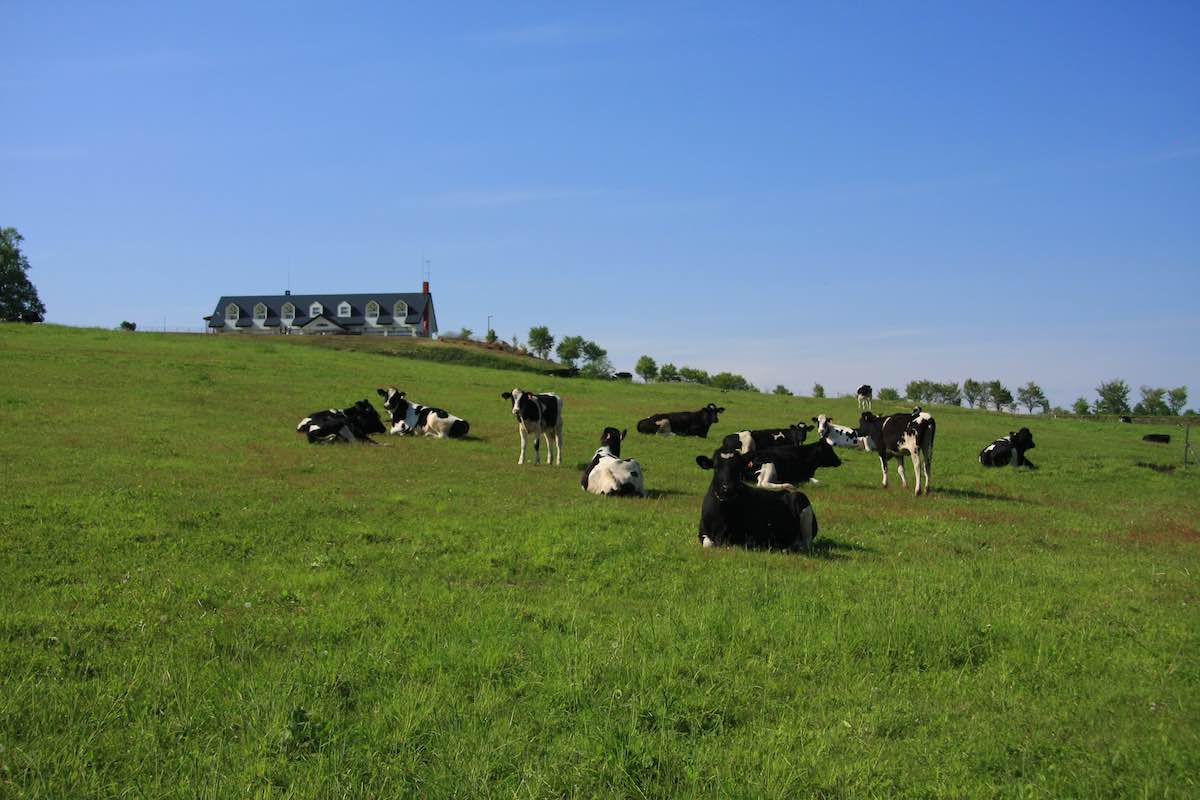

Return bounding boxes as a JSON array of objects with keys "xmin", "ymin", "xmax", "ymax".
[
  {"xmin": 449, "ymin": 419, "xmax": 470, "ymax": 438},
  {"xmin": 636, "ymin": 418, "xmax": 657, "ymax": 435}
]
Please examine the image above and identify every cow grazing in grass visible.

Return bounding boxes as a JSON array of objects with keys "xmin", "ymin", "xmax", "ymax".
[
  {"xmin": 377, "ymin": 387, "xmax": 470, "ymax": 438},
  {"xmin": 856, "ymin": 408, "xmax": 936, "ymax": 495},
  {"xmin": 636, "ymin": 403, "xmax": 725, "ymax": 437},
  {"xmin": 721, "ymin": 423, "xmax": 812, "ymax": 454},
  {"xmin": 581, "ymin": 427, "xmax": 645, "ymax": 497},
  {"xmin": 501, "ymin": 389, "xmax": 563, "ymax": 465},
  {"xmin": 695, "ymin": 449, "xmax": 818, "ymax": 550},
  {"xmin": 737, "ymin": 439, "xmax": 842, "ymax": 491},
  {"xmin": 296, "ymin": 400, "xmax": 386, "ymax": 444},
  {"xmin": 979, "ymin": 428, "xmax": 1037, "ymax": 468},
  {"xmin": 812, "ymin": 414, "xmax": 861, "ymax": 449},
  {"xmin": 856, "ymin": 384, "xmax": 873, "ymax": 411}
]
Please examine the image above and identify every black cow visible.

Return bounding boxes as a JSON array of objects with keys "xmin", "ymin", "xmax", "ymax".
[
  {"xmin": 695, "ymin": 449, "xmax": 818, "ymax": 550},
  {"xmin": 1143, "ymin": 434, "xmax": 1171, "ymax": 444},
  {"xmin": 501, "ymin": 388, "xmax": 563, "ymax": 465},
  {"xmin": 856, "ymin": 384, "xmax": 873, "ymax": 411},
  {"xmin": 856, "ymin": 408, "xmax": 936, "ymax": 495},
  {"xmin": 636, "ymin": 403, "xmax": 725, "ymax": 437},
  {"xmin": 581, "ymin": 427, "xmax": 645, "ymax": 496},
  {"xmin": 979, "ymin": 428, "xmax": 1037, "ymax": 468},
  {"xmin": 738, "ymin": 439, "xmax": 842, "ymax": 490},
  {"xmin": 377, "ymin": 386, "xmax": 469, "ymax": 438},
  {"xmin": 1120, "ymin": 416, "xmax": 1133, "ymax": 423},
  {"xmin": 296, "ymin": 400, "xmax": 386, "ymax": 444},
  {"xmin": 722, "ymin": 423, "xmax": 812, "ymax": 454}
]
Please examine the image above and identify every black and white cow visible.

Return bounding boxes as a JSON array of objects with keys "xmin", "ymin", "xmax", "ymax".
[
  {"xmin": 979, "ymin": 428, "xmax": 1037, "ymax": 468},
  {"xmin": 737, "ymin": 439, "xmax": 843, "ymax": 490},
  {"xmin": 500, "ymin": 389, "xmax": 563, "ymax": 465},
  {"xmin": 636, "ymin": 403, "xmax": 725, "ymax": 437},
  {"xmin": 856, "ymin": 384, "xmax": 873, "ymax": 411},
  {"xmin": 296, "ymin": 400, "xmax": 387, "ymax": 444},
  {"xmin": 581, "ymin": 427, "xmax": 646, "ymax": 497},
  {"xmin": 721, "ymin": 423, "xmax": 812, "ymax": 454},
  {"xmin": 695, "ymin": 449, "xmax": 818, "ymax": 550},
  {"xmin": 856, "ymin": 408, "xmax": 936, "ymax": 495},
  {"xmin": 376, "ymin": 386, "xmax": 470, "ymax": 438},
  {"xmin": 812, "ymin": 414, "xmax": 861, "ymax": 449}
]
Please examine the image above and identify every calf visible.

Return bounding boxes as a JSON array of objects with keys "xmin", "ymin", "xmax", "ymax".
[
  {"xmin": 377, "ymin": 387, "xmax": 470, "ymax": 438},
  {"xmin": 856, "ymin": 408, "xmax": 936, "ymax": 495},
  {"xmin": 739, "ymin": 439, "xmax": 842, "ymax": 490},
  {"xmin": 856, "ymin": 384, "xmax": 873, "ymax": 411},
  {"xmin": 296, "ymin": 400, "xmax": 386, "ymax": 444},
  {"xmin": 695, "ymin": 449, "xmax": 818, "ymax": 550},
  {"xmin": 636, "ymin": 403, "xmax": 725, "ymax": 437},
  {"xmin": 581, "ymin": 428, "xmax": 645, "ymax": 497},
  {"xmin": 979, "ymin": 428, "xmax": 1037, "ymax": 468},
  {"xmin": 721, "ymin": 423, "xmax": 812, "ymax": 454},
  {"xmin": 812, "ymin": 414, "xmax": 861, "ymax": 449},
  {"xmin": 501, "ymin": 389, "xmax": 563, "ymax": 465}
]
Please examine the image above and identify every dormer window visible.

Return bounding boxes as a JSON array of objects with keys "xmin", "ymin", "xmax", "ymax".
[
  {"xmin": 338, "ymin": 302, "xmax": 352, "ymax": 318},
  {"xmin": 310, "ymin": 302, "xmax": 323, "ymax": 318},
  {"xmin": 254, "ymin": 303, "xmax": 267, "ymax": 320},
  {"xmin": 366, "ymin": 301, "xmax": 379, "ymax": 318},
  {"xmin": 282, "ymin": 303, "xmax": 295, "ymax": 321},
  {"xmin": 393, "ymin": 300, "xmax": 408, "ymax": 320},
  {"xmin": 225, "ymin": 303, "xmax": 239, "ymax": 321}
]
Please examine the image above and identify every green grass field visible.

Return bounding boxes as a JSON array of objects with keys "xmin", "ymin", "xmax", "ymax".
[{"xmin": 1, "ymin": 324, "xmax": 1197, "ymax": 798}]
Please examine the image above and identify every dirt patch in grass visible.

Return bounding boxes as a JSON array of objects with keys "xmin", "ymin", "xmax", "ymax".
[{"xmin": 1124, "ymin": 519, "xmax": 1200, "ymax": 545}]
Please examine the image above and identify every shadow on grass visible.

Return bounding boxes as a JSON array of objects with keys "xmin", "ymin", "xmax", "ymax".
[
  {"xmin": 808, "ymin": 537, "xmax": 876, "ymax": 560},
  {"xmin": 645, "ymin": 488, "xmax": 689, "ymax": 499},
  {"xmin": 935, "ymin": 486, "xmax": 1024, "ymax": 503}
]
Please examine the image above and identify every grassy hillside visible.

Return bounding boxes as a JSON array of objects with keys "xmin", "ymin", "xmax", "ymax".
[{"xmin": 1, "ymin": 324, "xmax": 1197, "ymax": 798}]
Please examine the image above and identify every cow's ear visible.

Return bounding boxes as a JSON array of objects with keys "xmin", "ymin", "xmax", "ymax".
[
  {"xmin": 811, "ymin": 416, "xmax": 819, "ymax": 423},
  {"xmin": 695, "ymin": 455, "xmax": 714, "ymax": 470},
  {"xmin": 376, "ymin": 388, "xmax": 388, "ymax": 398},
  {"xmin": 620, "ymin": 429, "xmax": 627, "ymax": 440},
  {"xmin": 501, "ymin": 391, "xmax": 512, "ymax": 400}
]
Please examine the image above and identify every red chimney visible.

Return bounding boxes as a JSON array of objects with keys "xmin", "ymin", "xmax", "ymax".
[{"xmin": 422, "ymin": 280, "xmax": 429, "ymax": 294}]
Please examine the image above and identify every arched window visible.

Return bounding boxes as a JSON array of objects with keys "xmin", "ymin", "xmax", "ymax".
[
  {"xmin": 282, "ymin": 303, "xmax": 295, "ymax": 321},
  {"xmin": 393, "ymin": 300, "xmax": 408, "ymax": 320},
  {"xmin": 254, "ymin": 303, "xmax": 267, "ymax": 319},
  {"xmin": 338, "ymin": 302, "xmax": 352, "ymax": 318},
  {"xmin": 226, "ymin": 303, "xmax": 239, "ymax": 321},
  {"xmin": 310, "ymin": 302, "xmax": 323, "ymax": 318},
  {"xmin": 366, "ymin": 301, "xmax": 379, "ymax": 318}
]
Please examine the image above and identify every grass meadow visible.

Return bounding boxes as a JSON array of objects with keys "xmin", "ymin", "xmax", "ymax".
[{"xmin": 1, "ymin": 324, "xmax": 1197, "ymax": 798}]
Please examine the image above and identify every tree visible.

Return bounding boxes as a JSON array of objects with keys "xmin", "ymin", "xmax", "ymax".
[
  {"xmin": 579, "ymin": 340, "xmax": 613, "ymax": 378},
  {"xmin": 905, "ymin": 379, "xmax": 932, "ymax": 403},
  {"xmin": 878, "ymin": 387, "xmax": 900, "ymax": 401},
  {"xmin": 963, "ymin": 379, "xmax": 984, "ymax": 408},
  {"xmin": 634, "ymin": 355, "xmax": 658, "ymax": 383},
  {"xmin": 679, "ymin": 366, "xmax": 711, "ymax": 385},
  {"xmin": 710, "ymin": 372, "xmax": 755, "ymax": 391},
  {"xmin": 119, "ymin": 320, "xmax": 136, "ymax": 332},
  {"xmin": 1072, "ymin": 397, "xmax": 1092, "ymax": 416},
  {"xmin": 1167, "ymin": 386, "xmax": 1188, "ymax": 415},
  {"xmin": 1017, "ymin": 381, "xmax": 1049, "ymax": 414},
  {"xmin": 485, "ymin": 328, "xmax": 497, "ymax": 344},
  {"xmin": 933, "ymin": 382, "xmax": 962, "ymax": 406},
  {"xmin": 458, "ymin": 327, "xmax": 473, "ymax": 339},
  {"xmin": 0, "ymin": 228, "xmax": 46, "ymax": 322},
  {"xmin": 527, "ymin": 326, "xmax": 554, "ymax": 359},
  {"xmin": 773, "ymin": 385, "xmax": 793, "ymax": 396},
  {"xmin": 984, "ymin": 380, "xmax": 1013, "ymax": 411},
  {"xmin": 1094, "ymin": 379, "xmax": 1131, "ymax": 416},
  {"xmin": 812, "ymin": 383, "xmax": 825, "ymax": 398},
  {"xmin": 659, "ymin": 363, "xmax": 680, "ymax": 382},
  {"xmin": 556, "ymin": 335, "xmax": 585, "ymax": 367},
  {"xmin": 1134, "ymin": 386, "xmax": 1169, "ymax": 416}
]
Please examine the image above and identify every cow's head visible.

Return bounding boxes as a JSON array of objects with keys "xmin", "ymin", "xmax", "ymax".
[
  {"xmin": 377, "ymin": 386, "xmax": 410, "ymax": 418},
  {"xmin": 1012, "ymin": 428, "xmax": 1035, "ymax": 451},
  {"xmin": 696, "ymin": 448, "xmax": 745, "ymax": 502},
  {"xmin": 501, "ymin": 389, "xmax": 526, "ymax": 416},
  {"xmin": 791, "ymin": 422, "xmax": 813, "ymax": 443},
  {"xmin": 704, "ymin": 403, "xmax": 726, "ymax": 424},
  {"xmin": 348, "ymin": 399, "xmax": 387, "ymax": 436},
  {"xmin": 812, "ymin": 414, "xmax": 830, "ymax": 436},
  {"xmin": 599, "ymin": 427, "xmax": 626, "ymax": 456},
  {"xmin": 810, "ymin": 438, "xmax": 842, "ymax": 469}
]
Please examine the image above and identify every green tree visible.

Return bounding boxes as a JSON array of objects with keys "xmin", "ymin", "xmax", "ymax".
[
  {"xmin": 679, "ymin": 366, "xmax": 711, "ymax": 385},
  {"xmin": 1072, "ymin": 397, "xmax": 1092, "ymax": 416},
  {"xmin": 485, "ymin": 328, "xmax": 497, "ymax": 344},
  {"xmin": 1017, "ymin": 381, "xmax": 1049, "ymax": 414},
  {"xmin": 579, "ymin": 340, "xmax": 613, "ymax": 378},
  {"xmin": 811, "ymin": 383, "xmax": 825, "ymax": 398},
  {"xmin": 1094, "ymin": 379, "xmax": 1131, "ymax": 415},
  {"xmin": 905, "ymin": 379, "xmax": 932, "ymax": 403},
  {"xmin": 1134, "ymin": 386, "xmax": 1169, "ymax": 416},
  {"xmin": 934, "ymin": 382, "xmax": 962, "ymax": 406},
  {"xmin": 635, "ymin": 355, "xmax": 658, "ymax": 383},
  {"xmin": 963, "ymin": 378, "xmax": 984, "ymax": 408},
  {"xmin": 710, "ymin": 372, "xmax": 755, "ymax": 391},
  {"xmin": 0, "ymin": 228, "xmax": 46, "ymax": 322},
  {"xmin": 1167, "ymin": 386, "xmax": 1188, "ymax": 415},
  {"xmin": 526, "ymin": 326, "xmax": 554, "ymax": 359},
  {"xmin": 556, "ymin": 335, "xmax": 585, "ymax": 367},
  {"xmin": 459, "ymin": 327, "xmax": 473, "ymax": 339},
  {"xmin": 773, "ymin": 385, "xmax": 793, "ymax": 396},
  {"xmin": 659, "ymin": 363, "xmax": 680, "ymax": 382},
  {"xmin": 985, "ymin": 380, "xmax": 1013, "ymax": 411},
  {"xmin": 878, "ymin": 387, "xmax": 900, "ymax": 401}
]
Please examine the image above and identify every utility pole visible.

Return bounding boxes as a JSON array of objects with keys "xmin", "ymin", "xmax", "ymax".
[{"xmin": 487, "ymin": 314, "xmax": 493, "ymax": 337}]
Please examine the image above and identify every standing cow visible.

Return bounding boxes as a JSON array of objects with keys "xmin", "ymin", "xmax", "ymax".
[
  {"xmin": 856, "ymin": 408, "xmax": 936, "ymax": 495},
  {"xmin": 979, "ymin": 428, "xmax": 1037, "ymax": 468},
  {"xmin": 581, "ymin": 427, "xmax": 646, "ymax": 496},
  {"xmin": 501, "ymin": 389, "xmax": 563, "ymax": 465},
  {"xmin": 812, "ymin": 414, "xmax": 861, "ymax": 449},
  {"xmin": 856, "ymin": 384, "xmax": 873, "ymax": 411},
  {"xmin": 377, "ymin": 387, "xmax": 470, "ymax": 438}
]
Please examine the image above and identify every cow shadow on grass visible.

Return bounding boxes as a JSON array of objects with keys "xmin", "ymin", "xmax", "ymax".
[
  {"xmin": 935, "ymin": 487, "xmax": 1024, "ymax": 503},
  {"xmin": 807, "ymin": 537, "xmax": 875, "ymax": 561},
  {"xmin": 645, "ymin": 488, "xmax": 689, "ymax": 499}
]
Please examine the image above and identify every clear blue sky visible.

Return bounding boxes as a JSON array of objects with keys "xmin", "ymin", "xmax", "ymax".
[{"xmin": 3, "ymin": 1, "xmax": 1197, "ymax": 407}]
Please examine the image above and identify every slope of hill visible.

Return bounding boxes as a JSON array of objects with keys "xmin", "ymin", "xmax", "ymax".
[{"xmin": 0, "ymin": 324, "xmax": 1197, "ymax": 797}]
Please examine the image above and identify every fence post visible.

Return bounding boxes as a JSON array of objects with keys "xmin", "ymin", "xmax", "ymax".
[{"xmin": 1185, "ymin": 424, "xmax": 1193, "ymax": 467}]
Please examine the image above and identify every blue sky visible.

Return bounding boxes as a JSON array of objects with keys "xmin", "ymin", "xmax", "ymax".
[{"xmin": 3, "ymin": 1, "xmax": 1197, "ymax": 406}]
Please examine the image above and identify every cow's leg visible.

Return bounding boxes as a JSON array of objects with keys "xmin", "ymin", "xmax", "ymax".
[
  {"xmin": 755, "ymin": 463, "xmax": 796, "ymax": 492},
  {"xmin": 533, "ymin": 428, "xmax": 542, "ymax": 464},
  {"xmin": 894, "ymin": 457, "xmax": 907, "ymax": 489},
  {"xmin": 879, "ymin": 454, "xmax": 889, "ymax": 488},
  {"xmin": 555, "ymin": 425, "xmax": 563, "ymax": 465},
  {"xmin": 922, "ymin": 442, "xmax": 933, "ymax": 493},
  {"xmin": 797, "ymin": 506, "xmax": 815, "ymax": 550},
  {"xmin": 517, "ymin": 427, "xmax": 527, "ymax": 464},
  {"xmin": 909, "ymin": 450, "xmax": 923, "ymax": 495}
]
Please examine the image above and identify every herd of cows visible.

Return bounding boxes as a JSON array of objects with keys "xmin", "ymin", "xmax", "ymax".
[{"xmin": 294, "ymin": 383, "xmax": 1043, "ymax": 552}]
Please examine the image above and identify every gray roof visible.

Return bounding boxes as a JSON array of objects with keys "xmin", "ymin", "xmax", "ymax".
[{"xmin": 208, "ymin": 292, "xmax": 436, "ymax": 331}]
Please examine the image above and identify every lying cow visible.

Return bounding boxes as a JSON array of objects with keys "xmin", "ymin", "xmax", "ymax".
[
  {"xmin": 296, "ymin": 399, "xmax": 386, "ymax": 444},
  {"xmin": 1143, "ymin": 433, "xmax": 1171, "ymax": 444},
  {"xmin": 737, "ymin": 439, "xmax": 842, "ymax": 490},
  {"xmin": 581, "ymin": 427, "xmax": 645, "ymax": 497},
  {"xmin": 636, "ymin": 403, "xmax": 725, "ymax": 437},
  {"xmin": 501, "ymin": 389, "xmax": 563, "ymax": 465},
  {"xmin": 696, "ymin": 449, "xmax": 818, "ymax": 550},
  {"xmin": 721, "ymin": 423, "xmax": 812, "ymax": 454},
  {"xmin": 856, "ymin": 384, "xmax": 873, "ymax": 410},
  {"xmin": 812, "ymin": 414, "xmax": 861, "ymax": 449},
  {"xmin": 979, "ymin": 428, "xmax": 1037, "ymax": 468},
  {"xmin": 857, "ymin": 408, "xmax": 936, "ymax": 495},
  {"xmin": 377, "ymin": 386, "xmax": 470, "ymax": 438}
]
